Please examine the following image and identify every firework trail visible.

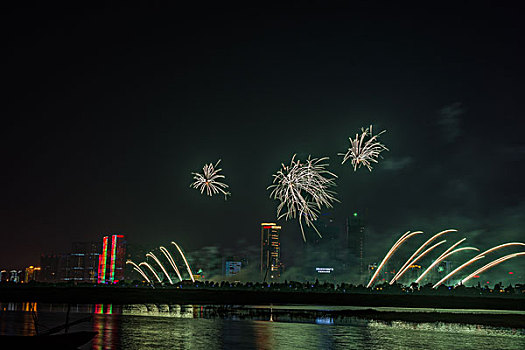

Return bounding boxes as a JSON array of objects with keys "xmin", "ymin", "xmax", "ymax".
[
  {"xmin": 391, "ymin": 240, "xmax": 447, "ymax": 284},
  {"xmin": 415, "ymin": 243, "xmax": 478, "ymax": 284},
  {"xmin": 390, "ymin": 229, "xmax": 457, "ymax": 284},
  {"xmin": 139, "ymin": 262, "xmax": 162, "ymax": 283},
  {"xmin": 472, "ymin": 242, "xmax": 525, "ymax": 259},
  {"xmin": 146, "ymin": 252, "xmax": 173, "ymax": 285},
  {"xmin": 268, "ymin": 154, "xmax": 338, "ymax": 241},
  {"xmin": 160, "ymin": 246, "xmax": 183, "ymax": 281},
  {"xmin": 190, "ymin": 159, "xmax": 230, "ymax": 199},
  {"xmin": 339, "ymin": 125, "xmax": 388, "ymax": 171},
  {"xmin": 433, "ymin": 254, "xmax": 485, "ymax": 289},
  {"xmin": 126, "ymin": 260, "xmax": 152, "ymax": 284},
  {"xmin": 415, "ymin": 238, "xmax": 467, "ymax": 284},
  {"xmin": 366, "ymin": 230, "xmax": 423, "ymax": 288},
  {"xmin": 171, "ymin": 242, "xmax": 195, "ymax": 282},
  {"xmin": 432, "ymin": 242, "xmax": 525, "ymax": 288},
  {"xmin": 460, "ymin": 252, "xmax": 525, "ymax": 285}
]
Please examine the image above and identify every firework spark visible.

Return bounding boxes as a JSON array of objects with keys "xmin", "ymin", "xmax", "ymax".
[
  {"xmin": 146, "ymin": 252, "xmax": 173, "ymax": 285},
  {"xmin": 190, "ymin": 159, "xmax": 230, "ymax": 199},
  {"xmin": 433, "ymin": 254, "xmax": 485, "ymax": 289},
  {"xmin": 171, "ymin": 242, "xmax": 195, "ymax": 282},
  {"xmin": 268, "ymin": 155, "xmax": 338, "ymax": 241},
  {"xmin": 473, "ymin": 242, "xmax": 525, "ymax": 259},
  {"xmin": 366, "ymin": 230, "xmax": 423, "ymax": 288},
  {"xmin": 160, "ymin": 246, "xmax": 183, "ymax": 281},
  {"xmin": 391, "ymin": 240, "xmax": 447, "ymax": 284},
  {"xmin": 139, "ymin": 262, "xmax": 162, "ymax": 283},
  {"xmin": 460, "ymin": 252, "xmax": 525, "ymax": 285},
  {"xmin": 431, "ymin": 242, "xmax": 525, "ymax": 288},
  {"xmin": 390, "ymin": 229, "xmax": 457, "ymax": 284},
  {"xmin": 126, "ymin": 260, "xmax": 152, "ymax": 284},
  {"xmin": 415, "ymin": 239, "xmax": 477, "ymax": 284},
  {"xmin": 339, "ymin": 125, "xmax": 388, "ymax": 171}
]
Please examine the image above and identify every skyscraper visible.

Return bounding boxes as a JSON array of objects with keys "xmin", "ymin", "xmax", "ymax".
[
  {"xmin": 97, "ymin": 234, "xmax": 126, "ymax": 284},
  {"xmin": 260, "ymin": 223, "xmax": 282, "ymax": 280},
  {"xmin": 347, "ymin": 212, "xmax": 366, "ymax": 278},
  {"xmin": 63, "ymin": 242, "xmax": 100, "ymax": 283}
]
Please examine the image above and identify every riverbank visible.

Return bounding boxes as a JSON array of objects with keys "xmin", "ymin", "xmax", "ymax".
[
  {"xmin": 207, "ymin": 305, "xmax": 525, "ymax": 329},
  {"xmin": 1, "ymin": 285, "xmax": 524, "ymax": 311}
]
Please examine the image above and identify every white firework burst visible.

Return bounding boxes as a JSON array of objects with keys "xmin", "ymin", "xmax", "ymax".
[
  {"xmin": 191, "ymin": 159, "xmax": 230, "ymax": 199},
  {"xmin": 339, "ymin": 125, "xmax": 388, "ymax": 171},
  {"xmin": 268, "ymin": 155, "xmax": 338, "ymax": 241}
]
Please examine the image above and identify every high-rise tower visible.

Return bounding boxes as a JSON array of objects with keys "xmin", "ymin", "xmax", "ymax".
[
  {"xmin": 97, "ymin": 234, "xmax": 126, "ymax": 284},
  {"xmin": 260, "ymin": 223, "xmax": 282, "ymax": 280},
  {"xmin": 347, "ymin": 212, "xmax": 366, "ymax": 277}
]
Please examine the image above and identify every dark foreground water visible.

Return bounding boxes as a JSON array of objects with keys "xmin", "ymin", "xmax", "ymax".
[{"xmin": 1, "ymin": 303, "xmax": 524, "ymax": 350}]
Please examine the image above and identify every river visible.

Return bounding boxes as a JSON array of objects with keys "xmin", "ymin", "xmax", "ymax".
[{"xmin": 1, "ymin": 302, "xmax": 524, "ymax": 349}]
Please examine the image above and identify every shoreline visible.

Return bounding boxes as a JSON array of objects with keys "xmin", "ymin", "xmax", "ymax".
[
  {"xmin": 222, "ymin": 305, "xmax": 525, "ymax": 329},
  {"xmin": 1, "ymin": 286, "xmax": 524, "ymax": 311},
  {"xmin": 2, "ymin": 301, "xmax": 524, "ymax": 330}
]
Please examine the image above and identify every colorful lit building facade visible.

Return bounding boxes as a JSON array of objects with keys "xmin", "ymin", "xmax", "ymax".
[
  {"xmin": 97, "ymin": 234, "xmax": 126, "ymax": 284},
  {"xmin": 260, "ymin": 223, "xmax": 282, "ymax": 280},
  {"xmin": 24, "ymin": 266, "xmax": 41, "ymax": 283}
]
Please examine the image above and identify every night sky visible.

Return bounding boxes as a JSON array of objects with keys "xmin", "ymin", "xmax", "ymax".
[{"xmin": 1, "ymin": 4, "xmax": 524, "ymax": 276}]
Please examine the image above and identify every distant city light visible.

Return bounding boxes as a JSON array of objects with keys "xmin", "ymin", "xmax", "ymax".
[{"xmin": 316, "ymin": 267, "xmax": 334, "ymax": 274}]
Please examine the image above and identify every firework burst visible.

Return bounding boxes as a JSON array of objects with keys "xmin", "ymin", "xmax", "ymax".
[
  {"xmin": 268, "ymin": 154, "xmax": 338, "ymax": 241},
  {"xmin": 339, "ymin": 125, "xmax": 388, "ymax": 171},
  {"xmin": 190, "ymin": 159, "xmax": 230, "ymax": 199}
]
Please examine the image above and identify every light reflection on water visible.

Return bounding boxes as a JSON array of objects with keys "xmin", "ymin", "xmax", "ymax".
[{"xmin": 0, "ymin": 302, "xmax": 524, "ymax": 350}]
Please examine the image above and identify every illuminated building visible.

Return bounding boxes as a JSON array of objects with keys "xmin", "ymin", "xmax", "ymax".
[
  {"xmin": 24, "ymin": 266, "xmax": 41, "ymax": 283},
  {"xmin": 41, "ymin": 242, "xmax": 101, "ymax": 283},
  {"xmin": 9, "ymin": 270, "xmax": 20, "ymax": 283},
  {"xmin": 224, "ymin": 256, "xmax": 248, "ymax": 277},
  {"xmin": 347, "ymin": 212, "xmax": 366, "ymax": 278},
  {"xmin": 97, "ymin": 234, "xmax": 127, "ymax": 284},
  {"xmin": 260, "ymin": 223, "xmax": 282, "ymax": 280},
  {"xmin": 64, "ymin": 242, "xmax": 100, "ymax": 282},
  {"xmin": 0, "ymin": 270, "xmax": 8, "ymax": 282}
]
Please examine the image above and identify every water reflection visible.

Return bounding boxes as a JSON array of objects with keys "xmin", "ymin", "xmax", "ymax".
[
  {"xmin": 1, "ymin": 303, "xmax": 524, "ymax": 349},
  {"xmin": 122, "ymin": 304, "xmax": 195, "ymax": 318},
  {"xmin": 0, "ymin": 302, "xmax": 38, "ymax": 312},
  {"xmin": 0, "ymin": 302, "xmax": 38, "ymax": 336},
  {"xmin": 91, "ymin": 304, "xmax": 123, "ymax": 349}
]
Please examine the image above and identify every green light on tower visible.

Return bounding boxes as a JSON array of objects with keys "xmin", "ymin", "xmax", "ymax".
[{"xmin": 353, "ymin": 212, "xmax": 358, "ymax": 217}]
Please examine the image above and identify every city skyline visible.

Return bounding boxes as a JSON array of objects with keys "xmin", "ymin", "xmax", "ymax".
[
  {"xmin": 1, "ymin": 5, "xmax": 524, "ymax": 350},
  {"xmin": 1, "ymin": 5, "xmax": 524, "ymax": 281}
]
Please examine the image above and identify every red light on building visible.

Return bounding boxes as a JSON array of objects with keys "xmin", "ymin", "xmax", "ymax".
[
  {"xmin": 98, "ymin": 234, "xmax": 126, "ymax": 284},
  {"xmin": 261, "ymin": 223, "xmax": 282, "ymax": 279},
  {"xmin": 473, "ymin": 275, "xmax": 480, "ymax": 278},
  {"xmin": 509, "ymin": 271, "xmax": 514, "ymax": 274}
]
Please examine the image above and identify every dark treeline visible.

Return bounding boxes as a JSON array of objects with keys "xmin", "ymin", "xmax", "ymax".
[{"xmin": 1, "ymin": 280, "xmax": 524, "ymax": 311}]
